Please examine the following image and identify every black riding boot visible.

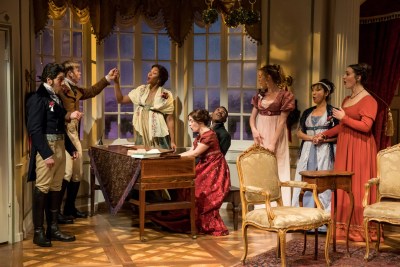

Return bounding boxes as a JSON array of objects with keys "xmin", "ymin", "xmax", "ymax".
[
  {"xmin": 57, "ymin": 179, "xmax": 74, "ymax": 224},
  {"xmin": 46, "ymin": 190, "xmax": 76, "ymax": 242},
  {"xmin": 64, "ymin": 181, "xmax": 88, "ymax": 218},
  {"xmin": 32, "ymin": 187, "xmax": 52, "ymax": 247}
]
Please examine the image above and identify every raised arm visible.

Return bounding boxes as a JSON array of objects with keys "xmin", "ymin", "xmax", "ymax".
[{"xmin": 113, "ymin": 70, "xmax": 133, "ymax": 104}]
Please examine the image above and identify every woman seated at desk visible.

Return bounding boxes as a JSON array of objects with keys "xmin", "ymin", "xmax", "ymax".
[{"xmin": 151, "ymin": 109, "xmax": 231, "ymax": 236}]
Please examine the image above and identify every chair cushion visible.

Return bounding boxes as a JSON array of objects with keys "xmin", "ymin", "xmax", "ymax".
[
  {"xmin": 245, "ymin": 206, "xmax": 330, "ymax": 229},
  {"xmin": 364, "ymin": 202, "xmax": 400, "ymax": 221}
]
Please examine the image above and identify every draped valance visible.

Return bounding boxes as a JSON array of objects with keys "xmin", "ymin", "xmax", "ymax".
[{"xmin": 33, "ymin": 0, "xmax": 262, "ymax": 46}]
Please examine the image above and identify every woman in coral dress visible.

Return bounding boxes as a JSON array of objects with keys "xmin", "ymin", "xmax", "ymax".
[
  {"xmin": 316, "ymin": 63, "xmax": 378, "ymax": 241},
  {"xmin": 151, "ymin": 109, "xmax": 231, "ymax": 236},
  {"xmin": 250, "ymin": 64, "xmax": 295, "ymax": 206}
]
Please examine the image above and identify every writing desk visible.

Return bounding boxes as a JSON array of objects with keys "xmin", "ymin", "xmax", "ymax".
[
  {"xmin": 89, "ymin": 145, "xmax": 196, "ymax": 241},
  {"xmin": 299, "ymin": 170, "xmax": 354, "ymax": 256}
]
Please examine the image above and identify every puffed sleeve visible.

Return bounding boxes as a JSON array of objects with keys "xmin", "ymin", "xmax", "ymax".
[
  {"xmin": 199, "ymin": 131, "xmax": 216, "ymax": 147},
  {"xmin": 251, "ymin": 94, "xmax": 259, "ymax": 107},
  {"xmin": 281, "ymin": 90, "xmax": 295, "ymax": 112}
]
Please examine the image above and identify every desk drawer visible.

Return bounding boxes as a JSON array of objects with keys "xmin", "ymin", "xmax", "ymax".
[{"xmin": 140, "ymin": 157, "xmax": 195, "ymax": 179}]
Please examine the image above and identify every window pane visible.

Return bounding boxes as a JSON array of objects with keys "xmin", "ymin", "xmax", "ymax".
[
  {"xmin": 61, "ymin": 30, "xmax": 70, "ymax": 56},
  {"xmin": 120, "ymin": 114, "xmax": 133, "ymax": 138},
  {"xmin": 105, "ymin": 115, "xmax": 118, "ymax": 139},
  {"xmin": 193, "ymin": 62, "xmax": 206, "ymax": 87},
  {"xmin": 243, "ymin": 62, "xmax": 257, "ymax": 87},
  {"xmin": 193, "ymin": 88, "xmax": 205, "ymax": 110},
  {"xmin": 120, "ymin": 61, "xmax": 133, "ymax": 86},
  {"xmin": 227, "ymin": 63, "xmax": 241, "ymax": 87},
  {"xmin": 158, "ymin": 35, "xmax": 171, "ymax": 60},
  {"xmin": 104, "ymin": 34, "xmax": 118, "ymax": 59},
  {"xmin": 244, "ymin": 37, "xmax": 257, "ymax": 60},
  {"xmin": 73, "ymin": 32, "xmax": 82, "ymax": 57},
  {"xmin": 60, "ymin": 12, "xmax": 70, "ymax": 28},
  {"xmin": 105, "ymin": 61, "xmax": 118, "ymax": 75},
  {"xmin": 208, "ymin": 62, "xmax": 220, "ymax": 87},
  {"xmin": 243, "ymin": 116, "xmax": 252, "ymax": 140},
  {"xmin": 208, "ymin": 88, "xmax": 220, "ymax": 111},
  {"xmin": 104, "ymin": 88, "xmax": 117, "ymax": 112},
  {"xmin": 121, "ymin": 88, "xmax": 134, "ymax": 112},
  {"xmin": 243, "ymin": 90, "xmax": 254, "ymax": 113},
  {"xmin": 142, "ymin": 35, "xmax": 155, "ymax": 59},
  {"xmin": 228, "ymin": 89, "xmax": 241, "ymax": 113},
  {"xmin": 141, "ymin": 62, "xmax": 153, "ymax": 84},
  {"xmin": 228, "ymin": 115, "xmax": 240, "ymax": 140},
  {"xmin": 194, "ymin": 36, "xmax": 206, "ymax": 60},
  {"xmin": 194, "ymin": 23, "xmax": 206, "ymax": 34},
  {"xmin": 228, "ymin": 35, "xmax": 242, "ymax": 60},
  {"xmin": 120, "ymin": 34, "xmax": 133, "ymax": 58},
  {"xmin": 141, "ymin": 22, "xmax": 153, "ymax": 33},
  {"xmin": 42, "ymin": 29, "xmax": 54, "ymax": 55},
  {"xmin": 208, "ymin": 18, "xmax": 221, "ymax": 33},
  {"xmin": 208, "ymin": 36, "xmax": 220, "ymax": 60}
]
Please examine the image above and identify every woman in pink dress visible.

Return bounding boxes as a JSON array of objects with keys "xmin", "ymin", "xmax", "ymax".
[
  {"xmin": 151, "ymin": 109, "xmax": 230, "ymax": 236},
  {"xmin": 250, "ymin": 64, "xmax": 295, "ymax": 206},
  {"xmin": 315, "ymin": 63, "xmax": 378, "ymax": 242}
]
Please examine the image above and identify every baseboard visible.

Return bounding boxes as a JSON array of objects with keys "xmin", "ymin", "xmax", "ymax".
[{"xmin": 14, "ymin": 231, "xmax": 24, "ymax": 243}]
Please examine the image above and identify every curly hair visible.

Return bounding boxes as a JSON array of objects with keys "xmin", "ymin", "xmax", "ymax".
[
  {"xmin": 38, "ymin": 63, "xmax": 64, "ymax": 82},
  {"xmin": 152, "ymin": 64, "xmax": 169, "ymax": 87},
  {"xmin": 348, "ymin": 63, "xmax": 371, "ymax": 87},
  {"xmin": 259, "ymin": 64, "xmax": 293, "ymax": 89},
  {"xmin": 189, "ymin": 109, "xmax": 211, "ymax": 126}
]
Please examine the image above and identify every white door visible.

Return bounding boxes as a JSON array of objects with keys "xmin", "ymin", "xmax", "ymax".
[{"xmin": 0, "ymin": 28, "xmax": 10, "ymax": 243}]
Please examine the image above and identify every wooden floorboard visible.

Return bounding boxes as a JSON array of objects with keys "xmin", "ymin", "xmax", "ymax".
[{"xmin": 1, "ymin": 205, "xmax": 399, "ymax": 266}]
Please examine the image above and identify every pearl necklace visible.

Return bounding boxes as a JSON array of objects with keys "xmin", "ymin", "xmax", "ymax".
[{"xmin": 350, "ymin": 89, "xmax": 364, "ymax": 99}]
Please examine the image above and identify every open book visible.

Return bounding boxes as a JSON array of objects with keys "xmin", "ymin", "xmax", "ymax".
[{"xmin": 127, "ymin": 148, "xmax": 161, "ymax": 159}]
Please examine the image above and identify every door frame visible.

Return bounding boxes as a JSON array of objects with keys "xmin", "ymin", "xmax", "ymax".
[{"xmin": 0, "ymin": 24, "xmax": 13, "ymax": 243}]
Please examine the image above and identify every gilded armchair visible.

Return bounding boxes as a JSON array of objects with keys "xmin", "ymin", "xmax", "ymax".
[
  {"xmin": 236, "ymin": 144, "xmax": 332, "ymax": 266},
  {"xmin": 363, "ymin": 143, "xmax": 400, "ymax": 261}
]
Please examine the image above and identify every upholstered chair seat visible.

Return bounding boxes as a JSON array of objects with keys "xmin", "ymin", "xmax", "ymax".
[
  {"xmin": 246, "ymin": 206, "xmax": 331, "ymax": 229},
  {"xmin": 236, "ymin": 144, "xmax": 332, "ymax": 267}
]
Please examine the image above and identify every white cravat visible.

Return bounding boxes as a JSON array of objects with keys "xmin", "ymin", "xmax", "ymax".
[{"xmin": 43, "ymin": 83, "xmax": 61, "ymax": 105}]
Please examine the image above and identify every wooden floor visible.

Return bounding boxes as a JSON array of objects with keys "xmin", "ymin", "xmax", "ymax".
[
  {"xmin": 0, "ymin": 205, "xmax": 296, "ymax": 267},
  {"xmin": 1, "ymin": 204, "xmax": 399, "ymax": 267}
]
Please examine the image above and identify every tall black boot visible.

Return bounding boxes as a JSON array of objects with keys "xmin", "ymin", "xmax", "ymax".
[
  {"xmin": 46, "ymin": 191, "xmax": 76, "ymax": 242},
  {"xmin": 57, "ymin": 179, "xmax": 74, "ymax": 224},
  {"xmin": 32, "ymin": 187, "xmax": 52, "ymax": 247},
  {"xmin": 64, "ymin": 181, "xmax": 88, "ymax": 218}
]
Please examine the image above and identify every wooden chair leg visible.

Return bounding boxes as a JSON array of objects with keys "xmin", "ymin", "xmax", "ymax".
[{"xmin": 364, "ymin": 218, "xmax": 370, "ymax": 261}]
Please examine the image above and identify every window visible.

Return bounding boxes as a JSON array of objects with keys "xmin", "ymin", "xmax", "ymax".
[
  {"xmin": 35, "ymin": 10, "xmax": 86, "ymax": 138},
  {"xmin": 36, "ymin": 14, "xmax": 259, "ymax": 148},
  {"xmin": 192, "ymin": 18, "xmax": 257, "ymax": 146},
  {"xmin": 102, "ymin": 22, "xmax": 173, "ymax": 140}
]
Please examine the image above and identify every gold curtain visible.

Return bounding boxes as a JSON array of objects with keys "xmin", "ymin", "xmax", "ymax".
[{"xmin": 33, "ymin": 0, "xmax": 262, "ymax": 46}]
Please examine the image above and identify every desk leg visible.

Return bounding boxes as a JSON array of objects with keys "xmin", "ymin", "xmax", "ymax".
[
  {"xmin": 139, "ymin": 189, "xmax": 146, "ymax": 241},
  {"xmin": 333, "ymin": 189, "xmax": 337, "ymax": 252},
  {"xmin": 346, "ymin": 191, "xmax": 354, "ymax": 256},
  {"xmin": 190, "ymin": 187, "xmax": 197, "ymax": 239},
  {"xmin": 90, "ymin": 167, "xmax": 95, "ymax": 217}
]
